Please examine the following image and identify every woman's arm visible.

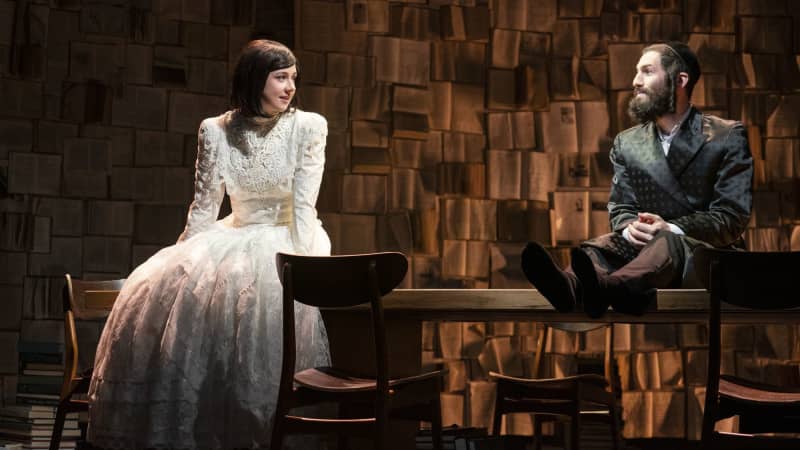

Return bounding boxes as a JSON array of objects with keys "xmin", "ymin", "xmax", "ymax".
[
  {"xmin": 177, "ymin": 119, "xmax": 225, "ymax": 242},
  {"xmin": 291, "ymin": 113, "xmax": 327, "ymax": 255}
]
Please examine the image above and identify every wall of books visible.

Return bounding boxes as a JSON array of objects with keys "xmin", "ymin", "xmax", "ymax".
[
  {"xmin": 0, "ymin": 0, "xmax": 799, "ymax": 445},
  {"xmin": 293, "ymin": 0, "xmax": 800, "ymax": 442},
  {"xmin": 0, "ymin": 0, "xmax": 290, "ymax": 446},
  {"xmin": 296, "ymin": 0, "xmax": 800, "ymax": 287}
]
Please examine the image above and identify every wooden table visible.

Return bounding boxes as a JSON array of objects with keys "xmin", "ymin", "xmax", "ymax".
[
  {"xmin": 322, "ymin": 288, "xmax": 800, "ymax": 376},
  {"xmin": 320, "ymin": 289, "xmax": 800, "ymax": 449},
  {"xmin": 374, "ymin": 288, "xmax": 797, "ymax": 323}
]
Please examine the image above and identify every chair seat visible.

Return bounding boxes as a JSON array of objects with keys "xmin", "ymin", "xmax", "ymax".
[
  {"xmin": 720, "ymin": 376, "xmax": 800, "ymax": 406},
  {"xmin": 295, "ymin": 366, "xmax": 445, "ymax": 393},
  {"xmin": 711, "ymin": 431, "xmax": 800, "ymax": 449},
  {"xmin": 490, "ymin": 371, "xmax": 616, "ymax": 415},
  {"xmin": 487, "ymin": 323, "xmax": 621, "ymax": 450},
  {"xmin": 273, "ymin": 252, "xmax": 445, "ymax": 450},
  {"xmin": 490, "ymin": 371, "xmax": 610, "ymax": 389},
  {"xmin": 717, "ymin": 431, "xmax": 800, "ymax": 439}
]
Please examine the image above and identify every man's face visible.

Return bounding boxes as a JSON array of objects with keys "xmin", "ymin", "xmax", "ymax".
[{"xmin": 628, "ymin": 50, "xmax": 672, "ymax": 123}]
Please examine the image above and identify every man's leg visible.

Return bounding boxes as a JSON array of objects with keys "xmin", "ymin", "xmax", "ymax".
[
  {"xmin": 578, "ymin": 245, "xmax": 625, "ymax": 276},
  {"xmin": 573, "ymin": 230, "xmax": 687, "ymax": 316},
  {"xmin": 569, "ymin": 244, "xmax": 628, "ymax": 318},
  {"xmin": 521, "ymin": 242, "xmax": 581, "ymax": 312},
  {"xmin": 609, "ymin": 229, "xmax": 687, "ymax": 290},
  {"xmin": 570, "ymin": 248, "xmax": 612, "ymax": 318}
]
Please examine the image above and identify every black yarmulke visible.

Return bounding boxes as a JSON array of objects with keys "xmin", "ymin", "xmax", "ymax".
[{"xmin": 664, "ymin": 41, "xmax": 701, "ymax": 84}]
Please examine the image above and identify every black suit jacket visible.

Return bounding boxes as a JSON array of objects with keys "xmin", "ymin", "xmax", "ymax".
[{"xmin": 584, "ymin": 107, "xmax": 753, "ymax": 262}]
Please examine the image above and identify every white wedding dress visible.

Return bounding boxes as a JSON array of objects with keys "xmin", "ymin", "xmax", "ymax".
[{"xmin": 87, "ymin": 109, "xmax": 331, "ymax": 449}]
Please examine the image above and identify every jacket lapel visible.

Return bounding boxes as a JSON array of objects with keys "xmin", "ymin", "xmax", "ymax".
[
  {"xmin": 666, "ymin": 107, "xmax": 705, "ymax": 178},
  {"xmin": 631, "ymin": 119, "xmax": 694, "ymax": 211}
]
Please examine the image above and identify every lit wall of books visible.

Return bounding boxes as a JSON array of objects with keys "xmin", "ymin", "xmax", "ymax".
[{"xmin": 293, "ymin": 0, "xmax": 800, "ymax": 441}]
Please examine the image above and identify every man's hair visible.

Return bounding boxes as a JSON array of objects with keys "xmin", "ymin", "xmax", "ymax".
[
  {"xmin": 231, "ymin": 39, "xmax": 297, "ymax": 117},
  {"xmin": 642, "ymin": 42, "xmax": 701, "ymax": 111}
]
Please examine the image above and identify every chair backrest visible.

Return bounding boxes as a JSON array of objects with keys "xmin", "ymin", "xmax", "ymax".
[
  {"xmin": 61, "ymin": 274, "xmax": 124, "ymax": 397},
  {"xmin": 275, "ymin": 252, "xmax": 408, "ymax": 418},
  {"xmin": 65, "ymin": 275, "xmax": 125, "ymax": 320},
  {"xmin": 693, "ymin": 248, "xmax": 800, "ymax": 309},
  {"xmin": 537, "ymin": 323, "xmax": 614, "ymax": 384},
  {"xmin": 693, "ymin": 248, "xmax": 800, "ymax": 444},
  {"xmin": 276, "ymin": 252, "xmax": 408, "ymax": 307}
]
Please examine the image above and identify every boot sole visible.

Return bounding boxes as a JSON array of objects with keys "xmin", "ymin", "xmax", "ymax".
[
  {"xmin": 521, "ymin": 242, "xmax": 576, "ymax": 313},
  {"xmin": 570, "ymin": 248, "xmax": 609, "ymax": 319}
]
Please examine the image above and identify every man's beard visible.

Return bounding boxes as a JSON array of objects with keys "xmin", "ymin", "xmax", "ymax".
[{"xmin": 627, "ymin": 83, "xmax": 673, "ymax": 124}]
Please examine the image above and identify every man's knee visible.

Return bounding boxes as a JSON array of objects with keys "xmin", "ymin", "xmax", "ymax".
[
  {"xmin": 651, "ymin": 229, "xmax": 681, "ymax": 245},
  {"xmin": 639, "ymin": 229, "xmax": 686, "ymax": 259},
  {"xmin": 644, "ymin": 229, "xmax": 687, "ymax": 261}
]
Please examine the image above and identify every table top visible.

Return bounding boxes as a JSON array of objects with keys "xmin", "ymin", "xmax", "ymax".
[{"xmin": 323, "ymin": 289, "xmax": 800, "ymax": 324}]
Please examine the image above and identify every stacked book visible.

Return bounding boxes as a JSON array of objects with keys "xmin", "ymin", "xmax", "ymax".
[
  {"xmin": 0, "ymin": 441, "xmax": 23, "ymax": 450},
  {"xmin": 577, "ymin": 420, "xmax": 616, "ymax": 450},
  {"xmin": 416, "ymin": 426, "xmax": 488, "ymax": 450},
  {"xmin": 0, "ymin": 406, "xmax": 79, "ymax": 450},
  {"xmin": 0, "ymin": 331, "xmax": 80, "ymax": 450},
  {"xmin": 418, "ymin": 423, "xmax": 614, "ymax": 450},
  {"xmin": 16, "ymin": 322, "xmax": 64, "ymax": 408},
  {"xmin": 452, "ymin": 435, "xmax": 530, "ymax": 450}
]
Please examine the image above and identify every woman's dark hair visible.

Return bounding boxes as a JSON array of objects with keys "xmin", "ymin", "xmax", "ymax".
[{"xmin": 231, "ymin": 40, "xmax": 297, "ymax": 117}]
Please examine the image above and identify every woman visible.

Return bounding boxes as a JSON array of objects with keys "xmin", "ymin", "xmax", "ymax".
[{"xmin": 87, "ymin": 40, "xmax": 331, "ymax": 449}]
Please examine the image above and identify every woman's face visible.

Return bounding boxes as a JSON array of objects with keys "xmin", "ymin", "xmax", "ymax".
[{"xmin": 260, "ymin": 65, "xmax": 297, "ymax": 115}]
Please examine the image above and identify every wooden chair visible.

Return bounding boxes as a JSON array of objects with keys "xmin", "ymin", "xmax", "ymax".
[
  {"xmin": 490, "ymin": 323, "xmax": 621, "ymax": 450},
  {"xmin": 49, "ymin": 274, "xmax": 124, "ymax": 450},
  {"xmin": 271, "ymin": 252, "xmax": 446, "ymax": 450},
  {"xmin": 694, "ymin": 248, "xmax": 800, "ymax": 449}
]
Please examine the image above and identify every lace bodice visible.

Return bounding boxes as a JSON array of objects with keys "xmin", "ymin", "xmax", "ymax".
[{"xmin": 178, "ymin": 109, "xmax": 328, "ymax": 254}]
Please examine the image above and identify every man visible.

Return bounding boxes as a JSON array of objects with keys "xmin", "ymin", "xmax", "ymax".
[{"xmin": 522, "ymin": 41, "xmax": 753, "ymax": 317}]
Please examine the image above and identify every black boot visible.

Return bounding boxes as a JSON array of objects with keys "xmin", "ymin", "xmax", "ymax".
[
  {"xmin": 571, "ymin": 247, "xmax": 655, "ymax": 317},
  {"xmin": 521, "ymin": 242, "xmax": 581, "ymax": 312},
  {"xmin": 570, "ymin": 248, "xmax": 610, "ymax": 319}
]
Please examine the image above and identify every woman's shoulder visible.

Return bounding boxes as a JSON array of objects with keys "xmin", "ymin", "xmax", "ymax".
[
  {"xmin": 293, "ymin": 109, "xmax": 328, "ymax": 134},
  {"xmin": 200, "ymin": 111, "xmax": 234, "ymax": 133}
]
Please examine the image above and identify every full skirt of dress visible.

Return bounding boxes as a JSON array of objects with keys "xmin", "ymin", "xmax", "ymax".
[{"xmin": 87, "ymin": 220, "xmax": 331, "ymax": 449}]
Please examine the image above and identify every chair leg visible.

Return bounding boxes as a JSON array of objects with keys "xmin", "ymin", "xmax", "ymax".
[
  {"xmin": 492, "ymin": 384, "xmax": 504, "ymax": 436},
  {"xmin": 49, "ymin": 404, "xmax": 67, "ymax": 450},
  {"xmin": 430, "ymin": 395, "xmax": 443, "ymax": 450},
  {"xmin": 492, "ymin": 409, "xmax": 503, "ymax": 436},
  {"xmin": 270, "ymin": 416, "xmax": 284, "ymax": 450},
  {"xmin": 609, "ymin": 406, "xmax": 622, "ymax": 450},
  {"xmin": 337, "ymin": 434, "xmax": 348, "ymax": 450},
  {"xmin": 375, "ymin": 409, "xmax": 388, "ymax": 450},
  {"xmin": 701, "ymin": 427, "xmax": 715, "ymax": 450},
  {"xmin": 534, "ymin": 416, "xmax": 543, "ymax": 450},
  {"xmin": 570, "ymin": 410, "xmax": 581, "ymax": 450}
]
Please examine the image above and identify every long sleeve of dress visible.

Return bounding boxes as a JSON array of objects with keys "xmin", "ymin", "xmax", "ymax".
[
  {"xmin": 291, "ymin": 113, "xmax": 327, "ymax": 255},
  {"xmin": 177, "ymin": 119, "xmax": 225, "ymax": 242}
]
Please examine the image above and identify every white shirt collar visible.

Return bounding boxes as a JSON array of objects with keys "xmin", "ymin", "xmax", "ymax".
[
  {"xmin": 657, "ymin": 106, "xmax": 693, "ymax": 156},
  {"xmin": 657, "ymin": 105, "xmax": 693, "ymax": 143}
]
